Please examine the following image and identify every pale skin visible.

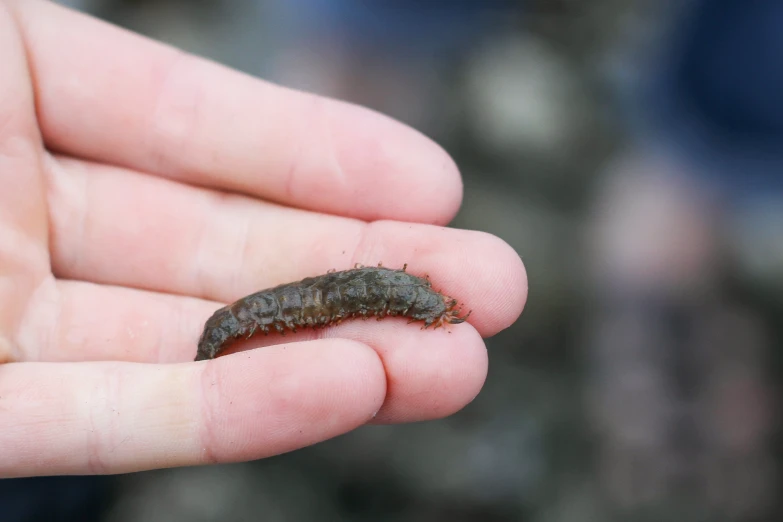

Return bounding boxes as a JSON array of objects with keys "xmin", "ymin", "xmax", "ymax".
[{"xmin": 0, "ymin": 0, "xmax": 527, "ymax": 478}]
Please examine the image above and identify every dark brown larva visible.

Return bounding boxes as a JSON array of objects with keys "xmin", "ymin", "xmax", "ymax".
[{"xmin": 194, "ymin": 264, "xmax": 470, "ymax": 361}]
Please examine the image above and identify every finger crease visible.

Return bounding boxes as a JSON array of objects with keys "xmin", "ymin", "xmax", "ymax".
[
  {"xmin": 348, "ymin": 220, "xmax": 380, "ymax": 270},
  {"xmin": 197, "ymin": 361, "xmax": 221, "ymax": 464},
  {"xmin": 86, "ymin": 362, "xmax": 124, "ymax": 474}
]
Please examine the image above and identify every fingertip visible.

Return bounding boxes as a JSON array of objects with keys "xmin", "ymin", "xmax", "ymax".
[
  {"xmin": 466, "ymin": 231, "xmax": 528, "ymax": 334},
  {"xmin": 423, "ymin": 143, "xmax": 464, "ymax": 225},
  {"xmin": 370, "ymin": 324, "xmax": 488, "ymax": 424},
  {"xmin": 200, "ymin": 338, "xmax": 387, "ymax": 462},
  {"xmin": 345, "ymin": 223, "xmax": 526, "ymax": 337},
  {"xmin": 329, "ymin": 101, "xmax": 463, "ymax": 224},
  {"xmin": 496, "ymin": 234, "xmax": 528, "ymax": 325},
  {"xmin": 402, "ymin": 134, "xmax": 464, "ymax": 225},
  {"xmin": 428, "ymin": 325, "xmax": 489, "ymax": 419}
]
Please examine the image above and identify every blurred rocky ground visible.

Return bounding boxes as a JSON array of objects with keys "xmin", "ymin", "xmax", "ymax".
[{"xmin": 36, "ymin": 0, "xmax": 783, "ymax": 520}]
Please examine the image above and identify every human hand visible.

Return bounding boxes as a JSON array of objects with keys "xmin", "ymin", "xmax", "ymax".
[{"xmin": 0, "ymin": 0, "xmax": 527, "ymax": 477}]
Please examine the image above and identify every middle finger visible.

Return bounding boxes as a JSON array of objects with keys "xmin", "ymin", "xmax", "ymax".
[{"xmin": 46, "ymin": 155, "xmax": 526, "ymax": 337}]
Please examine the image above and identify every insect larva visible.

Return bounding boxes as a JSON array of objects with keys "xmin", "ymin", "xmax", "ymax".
[{"xmin": 194, "ymin": 263, "xmax": 470, "ymax": 361}]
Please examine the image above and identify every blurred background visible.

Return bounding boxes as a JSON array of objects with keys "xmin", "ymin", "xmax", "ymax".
[{"xmin": 7, "ymin": 0, "xmax": 782, "ymax": 520}]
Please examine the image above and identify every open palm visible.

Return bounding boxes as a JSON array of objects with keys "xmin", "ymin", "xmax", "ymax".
[{"xmin": 0, "ymin": 0, "xmax": 527, "ymax": 478}]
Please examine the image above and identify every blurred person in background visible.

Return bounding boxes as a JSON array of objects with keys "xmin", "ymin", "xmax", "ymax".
[{"xmin": 588, "ymin": 0, "xmax": 780, "ymax": 518}]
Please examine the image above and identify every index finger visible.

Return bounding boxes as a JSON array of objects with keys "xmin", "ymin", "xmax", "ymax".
[{"xmin": 12, "ymin": 0, "xmax": 462, "ymax": 224}]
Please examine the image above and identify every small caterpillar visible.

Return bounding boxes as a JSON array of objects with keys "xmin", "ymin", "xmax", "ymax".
[{"xmin": 195, "ymin": 263, "xmax": 470, "ymax": 361}]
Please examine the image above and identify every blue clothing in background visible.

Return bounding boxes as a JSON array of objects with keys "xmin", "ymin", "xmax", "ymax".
[
  {"xmin": 642, "ymin": 0, "xmax": 783, "ymax": 195},
  {"xmin": 278, "ymin": 0, "xmax": 519, "ymax": 56}
]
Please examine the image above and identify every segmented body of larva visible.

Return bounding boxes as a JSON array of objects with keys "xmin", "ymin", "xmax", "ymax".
[{"xmin": 194, "ymin": 264, "xmax": 470, "ymax": 361}]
